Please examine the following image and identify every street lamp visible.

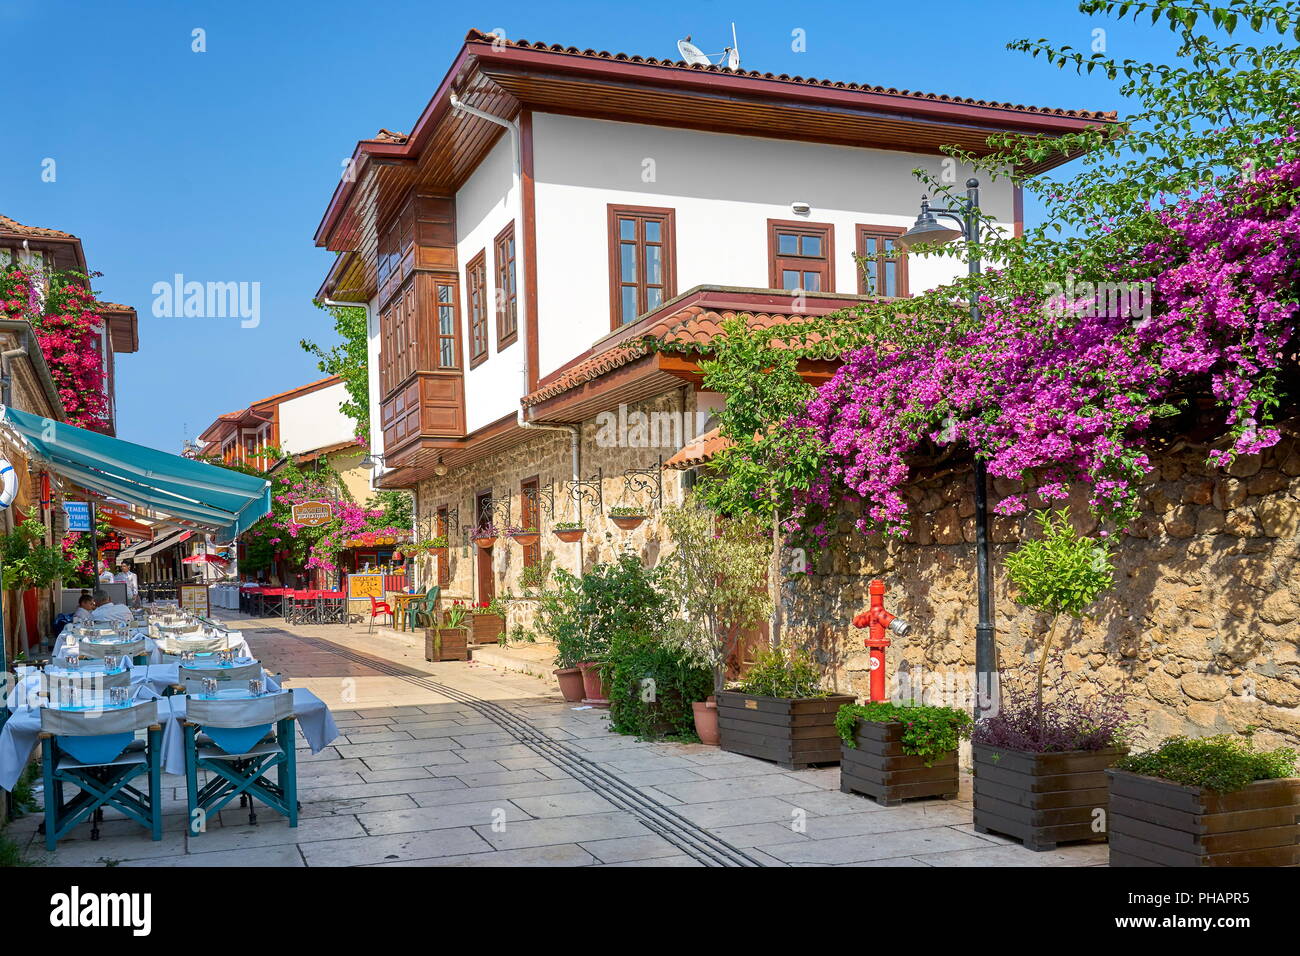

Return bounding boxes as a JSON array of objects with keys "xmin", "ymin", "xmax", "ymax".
[{"xmin": 897, "ymin": 178, "xmax": 996, "ymax": 720}]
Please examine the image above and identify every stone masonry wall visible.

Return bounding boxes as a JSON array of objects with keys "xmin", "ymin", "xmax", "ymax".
[
  {"xmin": 413, "ymin": 388, "xmax": 699, "ymax": 637},
  {"xmin": 782, "ymin": 438, "xmax": 1300, "ymax": 751}
]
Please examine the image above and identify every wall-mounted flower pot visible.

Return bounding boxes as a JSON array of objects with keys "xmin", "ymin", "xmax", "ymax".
[
  {"xmin": 972, "ymin": 743, "xmax": 1126, "ymax": 851},
  {"xmin": 715, "ymin": 690, "xmax": 856, "ymax": 770},
  {"xmin": 840, "ymin": 718, "xmax": 959, "ymax": 806},
  {"xmin": 692, "ymin": 700, "xmax": 719, "ymax": 746},
  {"xmin": 610, "ymin": 514, "xmax": 646, "ymax": 531},
  {"xmin": 1106, "ymin": 770, "xmax": 1300, "ymax": 867},
  {"xmin": 470, "ymin": 614, "xmax": 504, "ymax": 644},
  {"xmin": 424, "ymin": 627, "xmax": 468, "ymax": 662},
  {"xmin": 472, "ymin": 536, "xmax": 496, "ymax": 551},
  {"xmin": 553, "ymin": 528, "xmax": 585, "ymax": 543},
  {"xmin": 577, "ymin": 660, "xmax": 611, "ymax": 707},
  {"xmin": 509, "ymin": 532, "xmax": 540, "ymax": 548},
  {"xmin": 554, "ymin": 667, "xmax": 585, "ymax": 702}
]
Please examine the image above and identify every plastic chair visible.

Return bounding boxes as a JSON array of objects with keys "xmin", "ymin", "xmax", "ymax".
[
  {"xmin": 39, "ymin": 700, "xmax": 163, "ymax": 850},
  {"xmin": 367, "ymin": 595, "xmax": 393, "ymax": 633},
  {"xmin": 182, "ymin": 692, "xmax": 297, "ymax": 833},
  {"xmin": 407, "ymin": 586, "xmax": 442, "ymax": 630}
]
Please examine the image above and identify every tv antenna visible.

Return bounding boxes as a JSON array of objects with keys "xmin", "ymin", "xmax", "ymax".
[{"xmin": 677, "ymin": 23, "xmax": 741, "ymax": 70}]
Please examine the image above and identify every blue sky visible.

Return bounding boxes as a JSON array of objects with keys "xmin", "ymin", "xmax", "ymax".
[{"xmin": 1, "ymin": 0, "xmax": 1179, "ymax": 448}]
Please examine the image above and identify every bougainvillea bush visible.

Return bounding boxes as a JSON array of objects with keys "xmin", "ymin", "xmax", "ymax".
[{"xmin": 0, "ymin": 265, "xmax": 111, "ymax": 431}]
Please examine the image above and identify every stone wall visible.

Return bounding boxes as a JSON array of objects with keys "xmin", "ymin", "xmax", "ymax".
[
  {"xmin": 782, "ymin": 438, "xmax": 1300, "ymax": 751},
  {"xmin": 412, "ymin": 388, "xmax": 698, "ymax": 636}
]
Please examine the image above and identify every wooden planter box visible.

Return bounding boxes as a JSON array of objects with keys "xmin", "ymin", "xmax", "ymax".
[
  {"xmin": 973, "ymin": 743, "xmax": 1126, "ymax": 851},
  {"xmin": 424, "ymin": 627, "xmax": 468, "ymax": 662},
  {"xmin": 470, "ymin": 614, "xmax": 505, "ymax": 644},
  {"xmin": 1107, "ymin": 770, "xmax": 1300, "ymax": 867},
  {"xmin": 840, "ymin": 718, "xmax": 959, "ymax": 806},
  {"xmin": 716, "ymin": 690, "xmax": 856, "ymax": 770}
]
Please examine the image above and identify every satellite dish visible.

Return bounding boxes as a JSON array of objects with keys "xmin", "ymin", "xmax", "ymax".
[
  {"xmin": 724, "ymin": 46, "xmax": 740, "ymax": 71},
  {"xmin": 677, "ymin": 35, "xmax": 711, "ymax": 66}
]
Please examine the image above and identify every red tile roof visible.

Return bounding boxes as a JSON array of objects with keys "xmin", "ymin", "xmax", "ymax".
[
  {"xmin": 0, "ymin": 214, "xmax": 78, "ymax": 240},
  {"xmin": 663, "ymin": 427, "xmax": 732, "ymax": 470},
  {"xmin": 463, "ymin": 29, "xmax": 1117, "ymax": 123},
  {"xmin": 91, "ymin": 300, "xmax": 136, "ymax": 314},
  {"xmin": 522, "ymin": 304, "xmax": 832, "ymax": 407}
]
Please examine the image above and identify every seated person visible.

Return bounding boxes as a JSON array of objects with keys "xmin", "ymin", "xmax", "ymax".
[
  {"xmin": 71, "ymin": 594, "xmax": 97, "ymax": 624},
  {"xmin": 89, "ymin": 588, "xmax": 132, "ymax": 623}
]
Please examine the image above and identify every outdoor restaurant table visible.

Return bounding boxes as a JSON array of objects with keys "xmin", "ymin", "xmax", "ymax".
[
  {"xmin": 5, "ymin": 660, "xmax": 280, "ymax": 709},
  {"xmin": 0, "ymin": 684, "xmax": 336, "ymax": 791},
  {"xmin": 390, "ymin": 591, "xmax": 419, "ymax": 631},
  {"xmin": 52, "ymin": 627, "xmax": 155, "ymax": 661}
]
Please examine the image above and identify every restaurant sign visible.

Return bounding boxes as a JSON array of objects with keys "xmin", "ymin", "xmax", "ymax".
[{"xmin": 291, "ymin": 500, "xmax": 333, "ymax": 527}]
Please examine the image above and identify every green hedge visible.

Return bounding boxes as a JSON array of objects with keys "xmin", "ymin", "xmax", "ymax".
[{"xmin": 607, "ymin": 631, "xmax": 712, "ymax": 741}]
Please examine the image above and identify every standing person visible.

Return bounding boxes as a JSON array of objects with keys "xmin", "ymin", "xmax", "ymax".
[
  {"xmin": 114, "ymin": 562, "xmax": 139, "ymax": 603},
  {"xmin": 97, "ymin": 562, "xmax": 115, "ymax": 585}
]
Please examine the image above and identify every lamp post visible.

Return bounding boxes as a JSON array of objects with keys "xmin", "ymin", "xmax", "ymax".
[{"xmin": 897, "ymin": 178, "xmax": 996, "ymax": 719}]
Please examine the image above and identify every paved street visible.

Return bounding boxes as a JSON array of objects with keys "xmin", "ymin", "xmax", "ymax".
[{"xmin": 13, "ymin": 613, "xmax": 1107, "ymax": 867}]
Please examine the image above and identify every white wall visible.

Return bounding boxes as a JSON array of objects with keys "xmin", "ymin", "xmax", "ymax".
[
  {"xmin": 455, "ymin": 135, "xmax": 521, "ymax": 433},
  {"xmin": 532, "ymin": 113, "xmax": 1015, "ymax": 379},
  {"xmin": 278, "ymin": 380, "xmax": 355, "ymax": 455}
]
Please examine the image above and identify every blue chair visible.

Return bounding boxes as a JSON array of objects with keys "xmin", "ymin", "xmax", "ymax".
[
  {"xmin": 182, "ymin": 692, "xmax": 298, "ymax": 834},
  {"xmin": 39, "ymin": 700, "xmax": 163, "ymax": 851}
]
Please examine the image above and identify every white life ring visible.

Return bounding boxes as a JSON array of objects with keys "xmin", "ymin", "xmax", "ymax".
[{"xmin": 0, "ymin": 459, "xmax": 15, "ymax": 509}]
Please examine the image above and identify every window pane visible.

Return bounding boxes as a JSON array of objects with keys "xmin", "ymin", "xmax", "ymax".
[
  {"xmin": 620, "ymin": 243, "xmax": 637, "ymax": 282},
  {"xmin": 619, "ymin": 219, "xmax": 636, "ymax": 240},
  {"xmin": 803, "ymin": 271, "xmax": 822, "ymax": 291},
  {"xmin": 644, "ymin": 221, "xmax": 661, "ymax": 242},
  {"xmin": 621, "ymin": 286, "xmax": 638, "ymax": 323},
  {"xmin": 437, "ymin": 284, "xmax": 451, "ymax": 303},
  {"xmin": 646, "ymin": 287, "xmax": 662, "ymax": 310},
  {"xmin": 801, "ymin": 235, "xmax": 822, "ymax": 257},
  {"xmin": 782, "ymin": 269, "xmax": 801, "ymax": 290},
  {"xmin": 864, "ymin": 268, "xmax": 878, "ymax": 294},
  {"xmin": 440, "ymin": 339, "xmax": 454, "ymax": 367},
  {"xmin": 645, "ymin": 245, "xmax": 662, "ymax": 285},
  {"xmin": 884, "ymin": 261, "xmax": 896, "ymax": 297},
  {"xmin": 439, "ymin": 305, "xmax": 454, "ymax": 336},
  {"xmin": 777, "ymin": 233, "xmax": 798, "ymax": 256}
]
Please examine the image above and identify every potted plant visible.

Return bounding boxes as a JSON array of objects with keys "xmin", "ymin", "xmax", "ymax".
[
  {"xmin": 471, "ymin": 523, "xmax": 498, "ymax": 549},
  {"xmin": 836, "ymin": 700, "xmax": 972, "ymax": 806},
  {"xmin": 467, "ymin": 598, "xmax": 506, "ymax": 644},
  {"xmin": 577, "ymin": 659, "xmax": 612, "ymax": 706},
  {"xmin": 552, "ymin": 521, "xmax": 585, "ymax": 544},
  {"xmin": 661, "ymin": 499, "xmax": 773, "ymax": 747},
  {"xmin": 715, "ymin": 646, "xmax": 855, "ymax": 769},
  {"xmin": 608, "ymin": 505, "xmax": 647, "ymax": 531},
  {"xmin": 1107, "ymin": 733, "xmax": 1299, "ymax": 866},
  {"xmin": 506, "ymin": 525, "xmax": 540, "ymax": 548},
  {"xmin": 426, "ymin": 601, "xmax": 469, "ymax": 662}
]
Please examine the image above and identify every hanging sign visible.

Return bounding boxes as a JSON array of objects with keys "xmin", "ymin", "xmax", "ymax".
[
  {"xmin": 63, "ymin": 501, "xmax": 92, "ymax": 533},
  {"xmin": 291, "ymin": 500, "xmax": 333, "ymax": 527}
]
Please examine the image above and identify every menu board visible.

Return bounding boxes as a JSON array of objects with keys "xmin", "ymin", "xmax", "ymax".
[
  {"xmin": 347, "ymin": 574, "xmax": 384, "ymax": 600},
  {"xmin": 180, "ymin": 583, "xmax": 210, "ymax": 616}
]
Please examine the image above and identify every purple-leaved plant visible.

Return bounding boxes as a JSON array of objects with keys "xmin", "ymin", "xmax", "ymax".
[{"xmin": 972, "ymin": 661, "xmax": 1135, "ymax": 754}]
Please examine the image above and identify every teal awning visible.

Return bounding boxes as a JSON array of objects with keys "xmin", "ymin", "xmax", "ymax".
[{"xmin": 0, "ymin": 406, "xmax": 270, "ymax": 540}]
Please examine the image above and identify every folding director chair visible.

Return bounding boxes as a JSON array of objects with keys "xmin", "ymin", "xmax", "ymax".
[
  {"xmin": 183, "ymin": 691, "xmax": 298, "ymax": 834},
  {"xmin": 38, "ymin": 700, "xmax": 163, "ymax": 851}
]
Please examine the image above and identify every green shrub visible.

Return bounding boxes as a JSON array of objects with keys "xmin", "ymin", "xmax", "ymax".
[
  {"xmin": 736, "ymin": 646, "xmax": 825, "ymax": 699},
  {"xmin": 1116, "ymin": 734, "xmax": 1297, "ymax": 792},
  {"xmin": 538, "ymin": 553, "xmax": 669, "ymax": 668},
  {"xmin": 607, "ymin": 628, "xmax": 713, "ymax": 741},
  {"xmin": 836, "ymin": 701, "xmax": 972, "ymax": 765}
]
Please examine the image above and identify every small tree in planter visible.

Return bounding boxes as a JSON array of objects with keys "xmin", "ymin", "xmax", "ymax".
[
  {"xmin": 1108, "ymin": 733, "xmax": 1299, "ymax": 867},
  {"xmin": 661, "ymin": 498, "xmax": 772, "ymax": 744},
  {"xmin": 836, "ymin": 701, "xmax": 972, "ymax": 806}
]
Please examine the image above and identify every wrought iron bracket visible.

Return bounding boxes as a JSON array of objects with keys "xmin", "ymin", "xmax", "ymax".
[
  {"xmin": 619, "ymin": 457, "xmax": 663, "ymax": 512},
  {"xmin": 568, "ymin": 469, "xmax": 603, "ymax": 524}
]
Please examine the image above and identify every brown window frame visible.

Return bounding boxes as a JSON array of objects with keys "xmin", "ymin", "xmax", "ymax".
[
  {"xmin": 607, "ymin": 205, "xmax": 676, "ymax": 330},
  {"xmin": 493, "ymin": 222, "xmax": 518, "ymax": 351},
  {"xmin": 767, "ymin": 219, "xmax": 835, "ymax": 293},
  {"xmin": 466, "ymin": 250, "xmax": 489, "ymax": 368},
  {"xmin": 431, "ymin": 274, "xmax": 462, "ymax": 370},
  {"xmin": 856, "ymin": 224, "xmax": 909, "ymax": 298}
]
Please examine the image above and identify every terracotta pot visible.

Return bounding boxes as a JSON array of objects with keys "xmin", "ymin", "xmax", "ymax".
[
  {"xmin": 577, "ymin": 660, "xmax": 610, "ymax": 705},
  {"xmin": 473, "ymin": 536, "xmax": 496, "ymax": 550},
  {"xmin": 610, "ymin": 515, "xmax": 646, "ymax": 531},
  {"xmin": 553, "ymin": 528, "xmax": 585, "ymax": 543},
  {"xmin": 692, "ymin": 700, "xmax": 719, "ymax": 746},
  {"xmin": 509, "ymin": 532, "xmax": 540, "ymax": 548},
  {"xmin": 554, "ymin": 667, "xmax": 585, "ymax": 702}
]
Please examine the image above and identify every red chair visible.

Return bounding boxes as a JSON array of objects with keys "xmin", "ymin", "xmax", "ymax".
[{"xmin": 367, "ymin": 595, "xmax": 393, "ymax": 633}]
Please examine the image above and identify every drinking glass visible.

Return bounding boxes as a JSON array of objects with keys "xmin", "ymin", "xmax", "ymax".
[
  {"xmin": 103, "ymin": 655, "xmax": 120, "ymax": 673},
  {"xmin": 109, "ymin": 686, "xmax": 128, "ymax": 707},
  {"xmin": 247, "ymin": 679, "xmax": 264, "ymax": 697}
]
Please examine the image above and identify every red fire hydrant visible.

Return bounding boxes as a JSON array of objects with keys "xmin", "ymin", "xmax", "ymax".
[{"xmin": 852, "ymin": 580, "xmax": 910, "ymax": 702}]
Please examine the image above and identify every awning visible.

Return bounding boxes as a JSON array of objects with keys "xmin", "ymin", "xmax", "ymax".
[
  {"xmin": 118, "ymin": 539, "xmax": 150, "ymax": 562},
  {"xmin": 132, "ymin": 528, "xmax": 192, "ymax": 561},
  {"xmin": 0, "ymin": 405, "xmax": 270, "ymax": 540}
]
